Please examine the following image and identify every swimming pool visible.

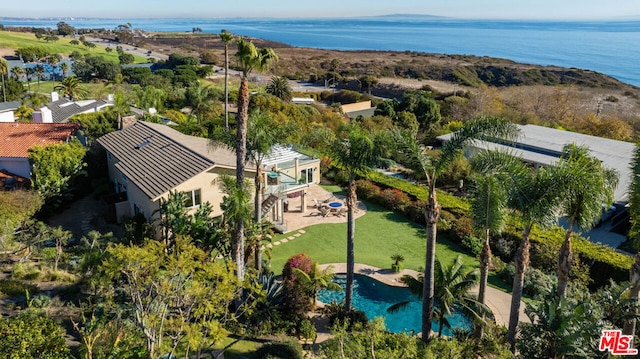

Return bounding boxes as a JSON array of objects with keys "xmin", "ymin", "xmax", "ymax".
[{"xmin": 317, "ymin": 274, "xmax": 471, "ymax": 335}]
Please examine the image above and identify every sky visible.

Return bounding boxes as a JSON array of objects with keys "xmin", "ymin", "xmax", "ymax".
[{"xmin": 3, "ymin": 0, "xmax": 639, "ymax": 20}]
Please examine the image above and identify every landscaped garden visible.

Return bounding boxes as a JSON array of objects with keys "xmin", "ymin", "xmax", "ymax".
[{"xmin": 269, "ymin": 185, "xmax": 478, "ymax": 276}]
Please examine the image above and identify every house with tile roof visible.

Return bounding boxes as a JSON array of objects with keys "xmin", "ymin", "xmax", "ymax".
[
  {"xmin": 0, "ymin": 122, "xmax": 80, "ymax": 181},
  {"xmin": 96, "ymin": 121, "xmax": 321, "ymax": 230}
]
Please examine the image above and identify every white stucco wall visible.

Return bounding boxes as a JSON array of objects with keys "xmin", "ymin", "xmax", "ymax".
[
  {"xmin": 0, "ymin": 157, "xmax": 30, "ymax": 178},
  {"xmin": 0, "ymin": 111, "xmax": 15, "ymax": 123}
]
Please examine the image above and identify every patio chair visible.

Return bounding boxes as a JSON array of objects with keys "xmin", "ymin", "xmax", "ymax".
[
  {"xmin": 323, "ymin": 194, "xmax": 336, "ymax": 203},
  {"xmin": 335, "ymin": 207, "xmax": 347, "ymax": 217},
  {"xmin": 319, "ymin": 206, "xmax": 330, "ymax": 217},
  {"xmin": 313, "ymin": 199, "xmax": 322, "ymax": 208}
]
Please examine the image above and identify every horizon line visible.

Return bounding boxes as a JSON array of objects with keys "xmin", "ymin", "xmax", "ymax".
[{"xmin": 1, "ymin": 14, "xmax": 639, "ymax": 21}]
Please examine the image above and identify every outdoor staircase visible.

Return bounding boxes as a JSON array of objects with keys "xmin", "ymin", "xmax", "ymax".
[{"xmin": 261, "ymin": 194, "xmax": 281, "ymax": 217}]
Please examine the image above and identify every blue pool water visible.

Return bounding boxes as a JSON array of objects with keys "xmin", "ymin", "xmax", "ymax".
[{"xmin": 317, "ymin": 274, "xmax": 471, "ymax": 335}]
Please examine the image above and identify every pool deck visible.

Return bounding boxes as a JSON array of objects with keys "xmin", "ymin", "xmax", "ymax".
[{"xmin": 315, "ymin": 262, "xmax": 528, "ymax": 340}]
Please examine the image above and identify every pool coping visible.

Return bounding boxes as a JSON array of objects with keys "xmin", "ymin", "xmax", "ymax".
[{"xmin": 318, "ymin": 262, "xmax": 528, "ymax": 328}]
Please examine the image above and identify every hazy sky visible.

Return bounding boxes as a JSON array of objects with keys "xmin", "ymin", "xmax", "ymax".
[{"xmin": 3, "ymin": 0, "xmax": 638, "ymax": 19}]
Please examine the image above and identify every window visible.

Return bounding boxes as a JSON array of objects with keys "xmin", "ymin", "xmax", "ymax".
[
  {"xmin": 183, "ymin": 189, "xmax": 202, "ymax": 207},
  {"xmin": 300, "ymin": 168, "xmax": 314, "ymax": 184}
]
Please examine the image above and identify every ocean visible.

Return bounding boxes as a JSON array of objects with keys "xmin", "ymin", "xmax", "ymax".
[{"xmin": 2, "ymin": 17, "xmax": 640, "ymax": 87}]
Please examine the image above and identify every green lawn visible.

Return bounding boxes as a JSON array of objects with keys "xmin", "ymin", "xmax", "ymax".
[
  {"xmin": 269, "ymin": 185, "xmax": 479, "ymax": 275},
  {"xmin": 0, "ymin": 30, "xmax": 146, "ymax": 63},
  {"xmin": 26, "ymin": 80, "xmax": 110, "ymax": 98}
]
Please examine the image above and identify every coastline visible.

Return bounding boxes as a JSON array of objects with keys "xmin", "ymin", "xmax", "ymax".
[{"xmin": 1, "ymin": 17, "xmax": 639, "ymax": 86}]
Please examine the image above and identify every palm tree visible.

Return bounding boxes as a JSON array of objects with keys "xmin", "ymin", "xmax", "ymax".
[
  {"xmin": 185, "ymin": 84, "xmax": 217, "ymax": 125},
  {"xmin": 211, "ymin": 111, "xmax": 285, "ymax": 272},
  {"xmin": 219, "ymin": 30, "xmax": 234, "ymax": 130},
  {"xmin": 388, "ymin": 256, "xmax": 488, "ymax": 337},
  {"xmin": 47, "ymin": 54, "xmax": 61, "ymax": 82},
  {"xmin": 394, "ymin": 116, "xmax": 518, "ymax": 343},
  {"xmin": 328, "ymin": 124, "xmax": 381, "ymax": 313},
  {"xmin": 518, "ymin": 286, "xmax": 604, "ymax": 358},
  {"xmin": 624, "ymin": 145, "xmax": 640, "ymax": 335},
  {"xmin": 0, "ymin": 57, "xmax": 7, "ymax": 102},
  {"xmin": 473, "ymin": 150, "xmax": 566, "ymax": 351},
  {"xmin": 291, "ymin": 264, "xmax": 342, "ymax": 307},
  {"xmin": 266, "ymin": 76, "xmax": 293, "ymax": 102},
  {"xmin": 10, "ymin": 66, "xmax": 24, "ymax": 81},
  {"xmin": 218, "ymin": 175, "xmax": 253, "ymax": 255},
  {"xmin": 469, "ymin": 173, "xmax": 508, "ymax": 338},
  {"xmin": 233, "ymin": 37, "xmax": 277, "ymax": 281},
  {"xmin": 59, "ymin": 62, "xmax": 69, "ymax": 79},
  {"xmin": 25, "ymin": 67, "xmax": 34, "ymax": 91},
  {"xmin": 54, "ymin": 76, "xmax": 86, "ymax": 101},
  {"xmin": 34, "ymin": 64, "xmax": 45, "ymax": 91},
  {"xmin": 555, "ymin": 144, "xmax": 618, "ymax": 297}
]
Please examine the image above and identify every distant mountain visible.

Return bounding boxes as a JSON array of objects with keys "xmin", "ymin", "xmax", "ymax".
[{"xmin": 361, "ymin": 14, "xmax": 449, "ymax": 20}]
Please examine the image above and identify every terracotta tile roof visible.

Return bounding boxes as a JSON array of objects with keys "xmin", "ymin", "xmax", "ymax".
[{"xmin": 0, "ymin": 123, "xmax": 79, "ymax": 158}]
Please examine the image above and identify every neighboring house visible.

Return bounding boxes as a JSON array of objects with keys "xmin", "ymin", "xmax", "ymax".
[
  {"xmin": 341, "ymin": 101, "xmax": 375, "ymax": 119},
  {"xmin": 96, "ymin": 121, "xmax": 321, "ymax": 232},
  {"xmin": 439, "ymin": 124, "xmax": 634, "ymax": 203},
  {"xmin": 33, "ymin": 93, "xmax": 114, "ymax": 123},
  {"xmin": 0, "ymin": 101, "xmax": 22, "ymax": 123},
  {"xmin": 0, "ymin": 122, "xmax": 80, "ymax": 180}
]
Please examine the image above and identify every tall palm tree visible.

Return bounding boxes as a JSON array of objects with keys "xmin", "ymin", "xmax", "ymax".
[
  {"xmin": 25, "ymin": 67, "xmax": 34, "ymax": 91},
  {"xmin": 555, "ymin": 144, "xmax": 618, "ymax": 297},
  {"xmin": 388, "ymin": 256, "xmax": 488, "ymax": 337},
  {"xmin": 210, "ymin": 111, "xmax": 286, "ymax": 271},
  {"xmin": 266, "ymin": 76, "xmax": 293, "ymax": 102},
  {"xmin": 469, "ymin": 173, "xmax": 508, "ymax": 338},
  {"xmin": 59, "ymin": 62, "xmax": 69, "ymax": 79},
  {"xmin": 473, "ymin": 150, "xmax": 566, "ymax": 351},
  {"xmin": 54, "ymin": 76, "xmax": 86, "ymax": 101},
  {"xmin": 233, "ymin": 37, "xmax": 277, "ymax": 281},
  {"xmin": 47, "ymin": 54, "xmax": 61, "ymax": 82},
  {"xmin": 34, "ymin": 64, "xmax": 45, "ymax": 91},
  {"xmin": 219, "ymin": 30, "xmax": 234, "ymax": 130},
  {"xmin": 0, "ymin": 58, "xmax": 8, "ymax": 102},
  {"xmin": 328, "ymin": 124, "xmax": 381, "ymax": 313},
  {"xmin": 10, "ymin": 66, "xmax": 24, "ymax": 81},
  {"xmin": 394, "ymin": 116, "xmax": 518, "ymax": 343}
]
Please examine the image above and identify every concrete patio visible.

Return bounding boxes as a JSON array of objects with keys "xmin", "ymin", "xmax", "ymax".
[{"xmin": 278, "ymin": 184, "xmax": 367, "ymax": 233}]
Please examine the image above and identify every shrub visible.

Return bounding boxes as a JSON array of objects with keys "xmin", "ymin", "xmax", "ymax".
[
  {"xmin": 0, "ymin": 311, "xmax": 70, "ymax": 358},
  {"xmin": 0, "ymin": 279, "xmax": 39, "ymax": 297},
  {"xmin": 355, "ymin": 179, "xmax": 381, "ymax": 200},
  {"xmin": 449, "ymin": 216, "xmax": 474, "ymax": 245},
  {"xmin": 461, "ymin": 236, "xmax": 483, "ymax": 257},
  {"xmin": 254, "ymin": 339, "xmax": 304, "ymax": 359},
  {"xmin": 281, "ymin": 253, "xmax": 316, "ymax": 319},
  {"xmin": 11, "ymin": 262, "xmax": 41, "ymax": 281},
  {"xmin": 378, "ymin": 188, "xmax": 411, "ymax": 212}
]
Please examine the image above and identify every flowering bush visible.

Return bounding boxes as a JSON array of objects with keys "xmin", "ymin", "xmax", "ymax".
[
  {"xmin": 281, "ymin": 253, "xmax": 317, "ymax": 319},
  {"xmin": 378, "ymin": 188, "xmax": 411, "ymax": 212}
]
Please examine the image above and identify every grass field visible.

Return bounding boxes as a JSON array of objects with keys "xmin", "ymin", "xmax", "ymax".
[
  {"xmin": 0, "ymin": 30, "xmax": 146, "ymax": 63},
  {"xmin": 269, "ymin": 185, "xmax": 478, "ymax": 274}
]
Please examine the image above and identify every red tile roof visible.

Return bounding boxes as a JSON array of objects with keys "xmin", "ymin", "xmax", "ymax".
[{"xmin": 0, "ymin": 123, "xmax": 79, "ymax": 158}]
